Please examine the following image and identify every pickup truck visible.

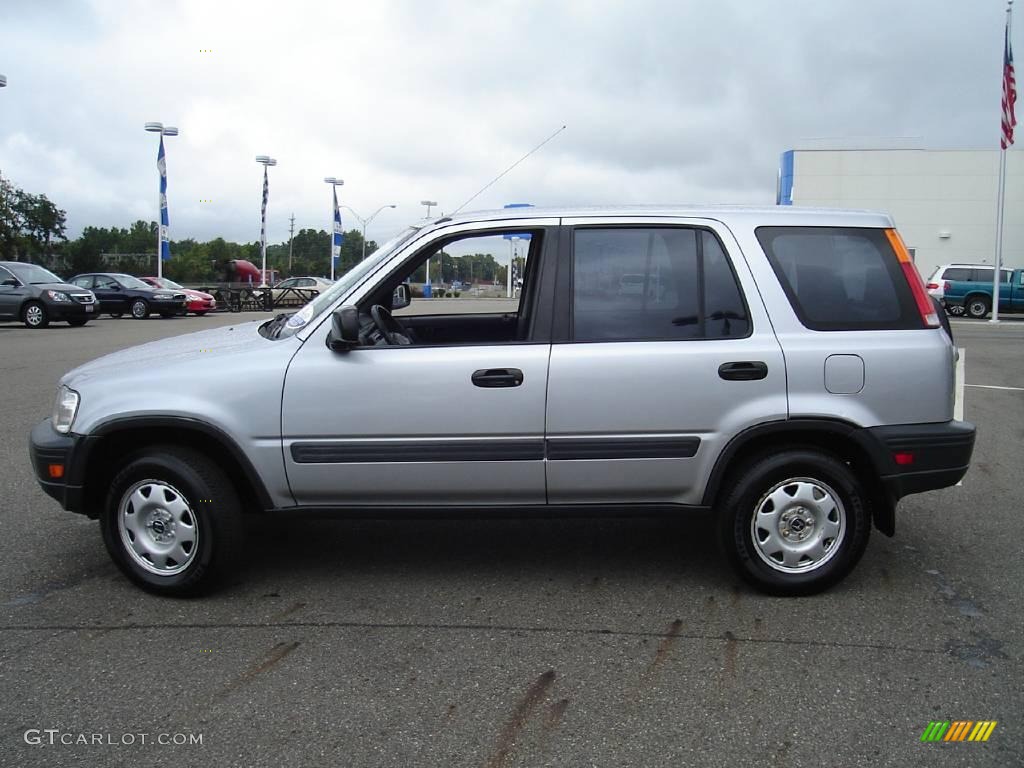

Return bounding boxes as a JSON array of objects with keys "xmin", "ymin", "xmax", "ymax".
[{"xmin": 942, "ymin": 267, "xmax": 1024, "ymax": 318}]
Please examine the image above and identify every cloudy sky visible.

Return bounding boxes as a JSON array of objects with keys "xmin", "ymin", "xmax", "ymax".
[{"xmin": 0, "ymin": 0, "xmax": 1013, "ymax": 245}]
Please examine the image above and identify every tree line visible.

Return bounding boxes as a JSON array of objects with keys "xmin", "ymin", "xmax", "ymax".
[{"xmin": 0, "ymin": 172, "xmax": 511, "ymax": 285}]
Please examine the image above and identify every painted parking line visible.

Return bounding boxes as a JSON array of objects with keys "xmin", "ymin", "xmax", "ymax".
[{"xmin": 965, "ymin": 384, "xmax": 1024, "ymax": 391}]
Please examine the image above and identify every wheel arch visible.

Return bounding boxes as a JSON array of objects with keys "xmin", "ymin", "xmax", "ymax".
[
  {"xmin": 702, "ymin": 419, "xmax": 896, "ymax": 536},
  {"xmin": 81, "ymin": 416, "xmax": 273, "ymax": 516}
]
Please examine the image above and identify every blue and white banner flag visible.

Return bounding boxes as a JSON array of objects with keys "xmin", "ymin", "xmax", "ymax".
[
  {"xmin": 260, "ymin": 166, "xmax": 269, "ymax": 250},
  {"xmin": 332, "ymin": 187, "xmax": 344, "ymax": 264},
  {"xmin": 158, "ymin": 136, "xmax": 171, "ymax": 260}
]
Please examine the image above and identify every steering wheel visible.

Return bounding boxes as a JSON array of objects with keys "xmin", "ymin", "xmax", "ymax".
[{"xmin": 370, "ymin": 304, "xmax": 413, "ymax": 345}]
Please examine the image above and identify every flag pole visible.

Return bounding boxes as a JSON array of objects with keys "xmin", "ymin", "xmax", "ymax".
[{"xmin": 993, "ymin": 0, "xmax": 1015, "ymax": 323}]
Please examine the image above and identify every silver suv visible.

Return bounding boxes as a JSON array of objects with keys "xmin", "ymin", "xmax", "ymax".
[{"xmin": 29, "ymin": 206, "xmax": 975, "ymax": 596}]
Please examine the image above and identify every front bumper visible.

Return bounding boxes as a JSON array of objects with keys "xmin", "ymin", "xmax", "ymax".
[
  {"xmin": 29, "ymin": 419, "xmax": 92, "ymax": 516},
  {"xmin": 859, "ymin": 420, "xmax": 975, "ymax": 500},
  {"xmin": 45, "ymin": 300, "xmax": 94, "ymax": 320}
]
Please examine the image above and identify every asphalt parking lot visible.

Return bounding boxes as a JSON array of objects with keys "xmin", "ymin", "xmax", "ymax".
[{"xmin": 1, "ymin": 313, "xmax": 1021, "ymax": 767}]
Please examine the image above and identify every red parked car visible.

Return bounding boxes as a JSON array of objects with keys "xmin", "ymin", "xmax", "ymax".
[{"xmin": 140, "ymin": 277, "xmax": 216, "ymax": 316}]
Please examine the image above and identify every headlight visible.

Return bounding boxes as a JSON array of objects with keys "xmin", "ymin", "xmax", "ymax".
[
  {"xmin": 52, "ymin": 386, "xmax": 80, "ymax": 434},
  {"xmin": 46, "ymin": 290, "xmax": 71, "ymax": 302}
]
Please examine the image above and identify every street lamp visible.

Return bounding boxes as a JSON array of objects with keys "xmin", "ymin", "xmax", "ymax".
[
  {"xmin": 324, "ymin": 178, "xmax": 344, "ymax": 280},
  {"xmin": 420, "ymin": 200, "xmax": 439, "ymax": 295},
  {"xmin": 144, "ymin": 122, "xmax": 178, "ymax": 279},
  {"xmin": 340, "ymin": 204, "xmax": 397, "ymax": 260},
  {"xmin": 256, "ymin": 155, "xmax": 277, "ymax": 287}
]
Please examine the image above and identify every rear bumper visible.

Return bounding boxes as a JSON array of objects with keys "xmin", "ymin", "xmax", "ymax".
[
  {"xmin": 29, "ymin": 419, "xmax": 91, "ymax": 516},
  {"xmin": 858, "ymin": 421, "xmax": 975, "ymax": 501}
]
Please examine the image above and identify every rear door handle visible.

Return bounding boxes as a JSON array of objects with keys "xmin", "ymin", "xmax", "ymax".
[
  {"xmin": 472, "ymin": 368, "xmax": 524, "ymax": 388},
  {"xmin": 718, "ymin": 361, "xmax": 768, "ymax": 381}
]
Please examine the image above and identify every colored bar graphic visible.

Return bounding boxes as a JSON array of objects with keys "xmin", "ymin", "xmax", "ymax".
[
  {"xmin": 923, "ymin": 720, "xmax": 997, "ymax": 743},
  {"xmin": 921, "ymin": 721, "xmax": 949, "ymax": 741}
]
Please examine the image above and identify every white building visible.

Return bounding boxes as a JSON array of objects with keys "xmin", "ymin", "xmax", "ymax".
[{"xmin": 778, "ymin": 148, "xmax": 1022, "ymax": 278}]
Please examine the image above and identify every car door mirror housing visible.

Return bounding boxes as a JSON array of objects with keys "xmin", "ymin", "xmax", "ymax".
[
  {"xmin": 392, "ymin": 283, "xmax": 411, "ymax": 310},
  {"xmin": 328, "ymin": 305, "xmax": 361, "ymax": 352}
]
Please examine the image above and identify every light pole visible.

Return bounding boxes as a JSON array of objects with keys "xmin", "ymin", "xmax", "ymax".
[
  {"xmin": 420, "ymin": 200, "xmax": 438, "ymax": 296},
  {"xmin": 340, "ymin": 204, "xmax": 397, "ymax": 260},
  {"xmin": 144, "ymin": 122, "xmax": 177, "ymax": 279},
  {"xmin": 324, "ymin": 178, "xmax": 344, "ymax": 280},
  {"xmin": 256, "ymin": 156, "xmax": 277, "ymax": 287}
]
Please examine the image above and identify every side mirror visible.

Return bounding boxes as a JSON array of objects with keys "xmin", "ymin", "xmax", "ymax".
[
  {"xmin": 328, "ymin": 305, "xmax": 361, "ymax": 352},
  {"xmin": 392, "ymin": 283, "xmax": 411, "ymax": 310}
]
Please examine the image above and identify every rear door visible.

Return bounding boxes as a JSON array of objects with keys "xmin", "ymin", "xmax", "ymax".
[{"xmin": 544, "ymin": 218, "xmax": 787, "ymax": 506}]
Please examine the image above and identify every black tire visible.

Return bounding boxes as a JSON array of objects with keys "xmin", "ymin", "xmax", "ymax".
[
  {"xmin": 159, "ymin": 312, "xmax": 175, "ymax": 319},
  {"xmin": 101, "ymin": 445, "xmax": 244, "ymax": 596},
  {"xmin": 67, "ymin": 318, "xmax": 89, "ymax": 327},
  {"xmin": 193, "ymin": 311, "xmax": 208, "ymax": 317},
  {"xmin": 130, "ymin": 299, "xmax": 150, "ymax": 319},
  {"xmin": 965, "ymin": 295, "xmax": 990, "ymax": 319},
  {"xmin": 718, "ymin": 448, "xmax": 871, "ymax": 596},
  {"xmin": 109, "ymin": 312, "xmax": 123, "ymax": 318},
  {"xmin": 22, "ymin": 300, "xmax": 49, "ymax": 328}
]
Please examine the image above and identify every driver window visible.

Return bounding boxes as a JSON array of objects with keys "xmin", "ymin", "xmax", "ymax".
[{"xmin": 395, "ymin": 232, "xmax": 533, "ymax": 317}]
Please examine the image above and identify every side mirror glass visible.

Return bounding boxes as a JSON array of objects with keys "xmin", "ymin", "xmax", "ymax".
[
  {"xmin": 328, "ymin": 305, "xmax": 361, "ymax": 352},
  {"xmin": 392, "ymin": 283, "xmax": 411, "ymax": 310}
]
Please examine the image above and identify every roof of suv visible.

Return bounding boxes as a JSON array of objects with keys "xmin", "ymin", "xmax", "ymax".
[{"xmin": 429, "ymin": 204, "xmax": 893, "ymax": 228}]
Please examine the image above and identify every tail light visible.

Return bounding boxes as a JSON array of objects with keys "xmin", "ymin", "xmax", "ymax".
[
  {"xmin": 884, "ymin": 229, "xmax": 940, "ymax": 328},
  {"xmin": 926, "ymin": 282, "xmax": 939, "ymax": 290},
  {"xmin": 944, "ymin": 281, "xmax": 951, "ymax": 293}
]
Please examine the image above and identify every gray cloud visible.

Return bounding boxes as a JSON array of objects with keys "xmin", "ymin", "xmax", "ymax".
[{"xmin": 0, "ymin": 0, "xmax": 1013, "ymax": 247}]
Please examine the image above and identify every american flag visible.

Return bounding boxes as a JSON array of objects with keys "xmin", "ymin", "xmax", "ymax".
[
  {"xmin": 260, "ymin": 165, "xmax": 269, "ymax": 250},
  {"xmin": 1002, "ymin": 11, "xmax": 1017, "ymax": 149},
  {"xmin": 157, "ymin": 136, "xmax": 171, "ymax": 260},
  {"xmin": 332, "ymin": 187, "xmax": 344, "ymax": 265}
]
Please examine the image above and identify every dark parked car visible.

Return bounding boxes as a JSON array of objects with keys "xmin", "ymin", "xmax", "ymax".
[
  {"xmin": 0, "ymin": 261, "xmax": 97, "ymax": 328},
  {"xmin": 69, "ymin": 273, "xmax": 185, "ymax": 319}
]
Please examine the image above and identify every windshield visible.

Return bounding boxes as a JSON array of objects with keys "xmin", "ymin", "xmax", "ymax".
[
  {"xmin": 7, "ymin": 263, "xmax": 64, "ymax": 285},
  {"xmin": 155, "ymin": 277, "xmax": 184, "ymax": 290},
  {"xmin": 113, "ymin": 274, "xmax": 152, "ymax": 290},
  {"xmin": 272, "ymin": 226, "xmax": 421, "ymax": 338}
]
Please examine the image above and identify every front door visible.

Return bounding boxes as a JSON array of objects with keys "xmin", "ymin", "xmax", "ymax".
[
  {"xmin": 90, "ymin": 275, "xmax": 126, "ymax": 313},
  {"xmin": 544, "ymin": 219, "xmax": 788, "ymax": 506},
  {"xmin": 280, "ymin": 223, "xmax": 558, "ymax": 507}
]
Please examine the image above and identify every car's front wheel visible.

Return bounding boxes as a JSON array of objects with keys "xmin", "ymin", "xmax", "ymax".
[
  {"xmin": 130, "ymin": 299, "xmax": 149, "ymax": 319},
  {"xmin": 101, "ymin": 446, "xmax": 244, "ymax": 596},
  {"xmin": 23, "ymin": 301, "xmax": 49, "ymax": 328},
  {"xmin": 67, "ymin": 318, "xmax": 89, "ymax": 327},
  {"xmin": 719, "ymin": 449, "xmax": 871, "ymax": 596}
]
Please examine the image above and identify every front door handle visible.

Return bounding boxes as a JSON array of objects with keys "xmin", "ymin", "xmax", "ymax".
[
  {"xmin": 718, "ymin": 361, "xmax": 768, "ymax": 381},
  {"xmin": 472, "ymin": 368, "xmax": 524, "ymax": 388}
]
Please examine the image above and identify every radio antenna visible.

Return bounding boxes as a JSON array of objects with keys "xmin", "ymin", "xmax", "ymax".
[{"xmin": 449, "ymin": 124, "xmax": 566, "ymax": 216}]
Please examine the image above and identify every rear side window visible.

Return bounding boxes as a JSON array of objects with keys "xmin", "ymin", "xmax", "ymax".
[
  {"xmin": 973, "ymin": 268, "xmax": 1011, "ymax": 283},
  {"xmin": 942, "ymin": 267, "xmax": 971, "ymax": 281},
  {"xmin": 572, "ymin": 227, "xmax": 750, "ymax": 341},
  {"xmin": 756, "ymin": 226, "xmax": 924, "ymax": 331}
]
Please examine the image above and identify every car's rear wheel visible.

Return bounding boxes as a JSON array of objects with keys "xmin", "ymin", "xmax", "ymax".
[
  {"xmin": 130, "ymin": 299, "xmax": 149, "ymax": 319},
  {"xmin": 947, "ymin": 303, "xmax": 966, "ymax": 317},
  {"xmin": 966, "ymin": 296, "xmax": 990, "ymax": 319},
  {"xmin": 719, "ymin": 449, "xmax": 870, "ymax": 596},
  {"xmin": 160, "ymin": 312, "xmax": 175, "ymax": 319},
  {"xmin": 109, "ymin": 312, "xmax": 123, "ymax": 318},
  {"xmin": 67, "ymin": 318, "xmax": 89, "ymax": 327},
  {"xmin": 23, "ymin": 301, "xmax": 49, "ymax": 328},
  {"xmin": 101, "ymin": 445, "xmax": 244, "ymax": 596}
]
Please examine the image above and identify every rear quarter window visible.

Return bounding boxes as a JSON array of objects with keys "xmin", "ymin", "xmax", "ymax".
[{"xmin": 755, "ymin": 226, "xmax": 924, "ymax": 331}]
